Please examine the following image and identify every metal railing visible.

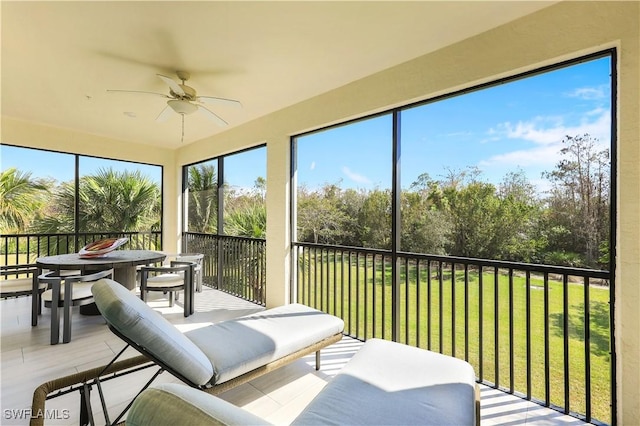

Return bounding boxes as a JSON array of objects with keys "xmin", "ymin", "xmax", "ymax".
[
  {"xmin": 293, "ymin": 241, "xmax": 613, "ymax": 425},
  {"xmin": 183, "ymin": 232, "xmax": 266, "ymax": 306},
  {"xmin": 1, "ymin": 231, "xmax": 162, "ymax": 266}
]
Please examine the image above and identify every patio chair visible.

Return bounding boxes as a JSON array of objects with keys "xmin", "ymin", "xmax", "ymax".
[
  {"xmin": 1, "ymin": 265, "xmax": 45, "ymax": 301},
  {"xmin": 176, "ymin": 253, "xmax": 204, "ymax": 292},
  {"xmin": 139, "ymin": 261, "xmax": 195, "ymax": 317},
  {"xmin": 39, "ymin": 269, "xmax": 114, "ymax": 344}
]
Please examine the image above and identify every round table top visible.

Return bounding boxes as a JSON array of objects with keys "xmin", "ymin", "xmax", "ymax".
[{"xmin": 36, "ymin": 250, "xmax": 166, "ymax": 271}]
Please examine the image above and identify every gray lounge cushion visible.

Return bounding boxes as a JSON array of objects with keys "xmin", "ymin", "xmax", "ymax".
[
  {"xmin": 126, "ymin": 383, "xmax": 271, "ymax": 426},
  {"xmin": 292, "ymin": 338, "xmax": 477, "ymax": 425},
  {"xmin": 91, "ymin": 279, "xmax": 214, "ymax": 386},
  {"xmin": 185, "ymin": 303, "xmax": 345, "ymax": 384}
]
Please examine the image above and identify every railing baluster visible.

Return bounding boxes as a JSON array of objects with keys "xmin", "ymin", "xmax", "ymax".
[
  {"xmin": 438, "ymin": 261, "xmax": 443, "ymax": 354},
  {"xmin": 479, "ymin": 265, "xmax": 484, "ymax": 381},
  {"xmin": 563, "ymin": 273, "xmax": 570, "ymax": 414},
  {"xmin": 372, "ymin": 254, "xmax": 377, "ymax": 339},
  {"xmin": 405, "ymin": 256, "xmax": 410, "ymax": 345},
  {"xmin": 494, "ymin": 266, "xmax": 499, "ymax": 388},
  {"xmin": 427, "ymin": 260, "xmax": 432, "ymax": 351},
  {"xmin": 416, "ymin": 259, "xmax": 421, "ymax": 348},
  {"xmin": 584, "ymin": 276, "xmax": 591, "ymax": 423},
  {"xmin": 526, "ymin": 270, "xmax": 531, "ymax": 399},
  {"xmin": 451, "ymin": 262, "xmax": 456, "ymax": 357},
  {"xmin": 464, "ymin": 264, "xmax": 469, "ymax": 362},
  {"xmin": 356, "ymin": 252, "xmax": 360, "ymax": 339},
  {"xmin": 544, "ymin": 272, "xmax": 550, "ymax": 406},
  {"xmin": 364, "ymin": 253, "xmax": 369, "ymax": 341}
]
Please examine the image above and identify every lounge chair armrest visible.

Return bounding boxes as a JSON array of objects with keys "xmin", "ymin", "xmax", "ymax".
[{"xmin": 127, "ymin": 383, "xmax": 271, "ymax": 426}]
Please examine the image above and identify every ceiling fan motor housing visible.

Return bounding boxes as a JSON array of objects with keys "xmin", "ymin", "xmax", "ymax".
[{"xmin": 171, "ymin": 84, "xmax": 197, "ymax": 101}]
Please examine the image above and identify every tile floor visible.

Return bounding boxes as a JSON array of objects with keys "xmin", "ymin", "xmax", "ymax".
[{"xmin": 1, "ymin": 286, "xmax": 590, "ymax": 425}]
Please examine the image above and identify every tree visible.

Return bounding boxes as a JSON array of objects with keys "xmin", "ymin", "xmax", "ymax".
[
  {"xmin": 188, "ymin": 164, "xmax": 218, "ymax": 233},
  {"xmin": 542, "ymin": 134, "xmax": 610, "ymax": 267},
  {"xmin": 297, "ymin": 184, "xmax": 351, "ymax": 244},
  {"xmin": 0, "ymin": 168, "xmax": 49, "ymax": 233},
  {"xmin": 358, "ymin": 188, "xmax": 392, "ymax": 249},
  {"xmin": 32, "ymin": 168, "xmax": 160, "ymax": 234},
  {"xmin": 224, "ymin": 178, "xmax": 267, "ymax": 238},
  {"xmin": 494, "ymin": 170, "xmax": 542, "ymax": 262}
]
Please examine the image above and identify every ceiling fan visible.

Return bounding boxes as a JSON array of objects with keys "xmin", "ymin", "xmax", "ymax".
[{"xmin": 107, "ymin": 71, "xmax": 241, "ymax": 142}]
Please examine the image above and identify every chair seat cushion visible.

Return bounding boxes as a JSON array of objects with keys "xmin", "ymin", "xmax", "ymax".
[
  {"xmin": 185, "ymin": 303, "xmax": 345, "ymax": 385},
  {"xmin": 0, "ymin": 278, "xmax": 45, "ymax": 295},
  {"xmin": 146, "ymin": 273, "xmax": 184, "ymax": 288},
  {"xmin": 42, "ymin": 282, "xmax": 94, "ymax": 302},
  {"xmin": 292, "ymin": 338, "xmax": 477, "ymax": 425}
]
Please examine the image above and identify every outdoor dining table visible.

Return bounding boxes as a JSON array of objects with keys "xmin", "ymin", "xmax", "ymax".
[{"xmin": 33, "ymin": 250, "xmax": 166, "ymax": 326}]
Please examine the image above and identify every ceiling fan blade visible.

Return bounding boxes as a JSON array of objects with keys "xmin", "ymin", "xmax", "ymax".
[
  {"xmin": 198, "ymin": 105, "xmax": 228, "ymax": 127},
  {"xmin": 155, "ymin": 104, "xmax": 174, "ymax": 122},
  {"xmin": 107, "ymin": 89, "xmax": 170, "ymax": 99},
  {"xmin": 197, "ymin": 96, "xmax": 242, "ymax": 108},
  {"xmin": 157, "ymin": 74, "xmax": 185, "ymax": 96}
]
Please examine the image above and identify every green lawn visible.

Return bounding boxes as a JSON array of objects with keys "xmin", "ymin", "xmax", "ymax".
[{"xmin": 297, "ymin": 253, "xmax": 612, "ymax": 424}]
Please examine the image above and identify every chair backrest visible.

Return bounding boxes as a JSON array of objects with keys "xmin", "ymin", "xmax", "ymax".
[
  {"xmin": 40, "ymin": 268, "xmax": 115, "ymax": 304},
  {"xmin": 91, "ymin": 279, "xmax": 214, "ymax": 386},
  {"xmin": 176, "ymin": 253, "xmax": 204, "ymax": 266}
]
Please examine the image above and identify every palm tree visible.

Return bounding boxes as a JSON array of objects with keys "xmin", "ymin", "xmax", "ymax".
[
  {"xmin": 225, "ymin": 204, "xmax": 266, "ymax": 238},
  {"xmin": 0, "ymin": 168, "xmax": 48, "ymax": 233},
  {"xmin": 31, "ymin": 168, "xmax": 161, "ymax": 234},
  {"xmin": 188, "ymin": 164, "xmax": 218, "ymax": 233}
]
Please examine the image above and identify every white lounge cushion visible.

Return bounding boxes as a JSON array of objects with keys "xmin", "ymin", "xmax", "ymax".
[
  {"xmin": 126, "ymin": 383, "xmax": 270, "ymax": 426},
  {"xmin": 42, "ymin": 282, "xmax": 94, "ymax": 302},
  {"xmin": 185, "ymin": 303, "xmax": 344, "ymax": 385},
  {"xmin": 92, "ymin": 279, "xmax": 214, "ymax": 386},
  {"xmin": 292, "ymin": 338, "xmax": 477, "ymax": 425}
]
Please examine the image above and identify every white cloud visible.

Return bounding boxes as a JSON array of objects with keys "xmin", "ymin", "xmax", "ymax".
[
  {"xmin": 309, "ymin": 161, "xmax": 316, "ymax": 171},
  {"xmin": 342, "ymin": 166, "xmax": 372, "ymax": 185},
  {"xmin": 480, "ymin": 110, "xmax": 610, "ymax": 168},
  {"xmin": 565, "ymin": 85, "xmax": 608, "ymax": 100}
]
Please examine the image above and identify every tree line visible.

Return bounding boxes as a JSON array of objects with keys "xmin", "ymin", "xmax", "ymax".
[
  {"xmin": 296, "ymin": 134, "xmax": 610, "ymax": 269},
  {"xmin": 0, "ymin": 133, "xmax": 609, "ymax": 269}
]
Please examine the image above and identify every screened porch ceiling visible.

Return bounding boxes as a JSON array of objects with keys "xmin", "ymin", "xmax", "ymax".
[{"xmin": 1, "ymin": 1, "xmax": 557, "ymax": 149}]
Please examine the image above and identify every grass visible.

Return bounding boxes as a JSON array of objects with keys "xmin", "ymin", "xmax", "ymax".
[{"xmin": 297, "ymin": 253, "xmax": 612, "ymax": 424}]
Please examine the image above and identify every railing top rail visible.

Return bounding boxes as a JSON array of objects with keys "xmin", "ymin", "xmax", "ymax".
[
  {"xmin": 292, "ymin": 241, "xmax": 610, "ymax": 279},
  {"xmin": 2, "ymin": 231, "xmax": 161, "ymax": 238},
  {"xmin": 184, "ymin": 232, "xmax": 266, "ymax": 243}
]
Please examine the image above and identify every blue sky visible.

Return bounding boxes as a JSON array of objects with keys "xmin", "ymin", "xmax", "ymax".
[
  {"xmin": 0, "ymin": 146, "xmax": 162, "ymax": 184},
  {"xmin": 297, "ymin": 56, "xmax": 611, "ymax": 195},
  {"xmin": 1, "ymin": 56, "xmax": 610, "ymax": 195}
]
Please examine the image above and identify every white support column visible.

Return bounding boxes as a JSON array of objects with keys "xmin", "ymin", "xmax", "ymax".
[{"xmin": 265, "ymin": 136, "xmax": 291, "ymax": 308}]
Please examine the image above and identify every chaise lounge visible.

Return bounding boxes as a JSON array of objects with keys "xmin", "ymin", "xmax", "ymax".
[{"xmin": 70, "ymin": 278, "xmax": 342, "ymax": 423}]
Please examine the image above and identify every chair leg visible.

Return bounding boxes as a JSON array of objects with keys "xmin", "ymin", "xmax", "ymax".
[
  {"xmin": 50, "ymin": 282, "xmax": 61, "ymax": 345},
  {"xmin": 169, "ymin": 291, "xmax": 174, "ymax": 307},
  {"xmin": 63, "ymin": 279, "xmax": 73, "ymax": 344}
]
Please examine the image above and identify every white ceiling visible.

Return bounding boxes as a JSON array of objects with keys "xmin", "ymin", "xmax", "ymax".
[{"xmin": 1, "ymin": 1, "xmax": 556, "ymax": 149}]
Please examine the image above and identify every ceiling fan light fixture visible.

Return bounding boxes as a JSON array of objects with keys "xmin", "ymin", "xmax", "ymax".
[{"xmin": 168, "ymin": 99, "xmax": 198, "ymax": 115}]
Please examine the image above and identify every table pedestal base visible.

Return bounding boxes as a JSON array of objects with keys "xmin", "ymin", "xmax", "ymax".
[
  {"xmin": 80, "ymin": 304, "xmax": 102, "ymax": 315},
  {"xmin": 114, "ymin": 267, "xmax": 137, "ymax": 291}
]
